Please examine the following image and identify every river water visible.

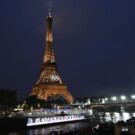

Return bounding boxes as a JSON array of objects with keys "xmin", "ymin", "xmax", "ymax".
[{"xmin": 5, "ymin": 112, "xmax": 135, "ymax": 135}]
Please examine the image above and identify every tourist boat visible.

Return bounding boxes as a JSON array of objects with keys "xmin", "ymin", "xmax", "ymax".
[
  {"xmin": 0, "ymin": 114, "xmax": 86, "ymax": 132},
  {"xmin": 27, "ymin": 115, "xmax": 86, "ymax": 127}
]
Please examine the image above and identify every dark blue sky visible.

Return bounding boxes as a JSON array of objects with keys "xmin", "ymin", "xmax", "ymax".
[{"xmin": 0, "ymin": 0, "xmax": 135, "ymax": 100}]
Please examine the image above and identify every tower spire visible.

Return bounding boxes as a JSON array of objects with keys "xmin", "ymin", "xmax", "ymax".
[{"xmin": 43, "ymin": 10, "xmax": 55, "ymax": 63}]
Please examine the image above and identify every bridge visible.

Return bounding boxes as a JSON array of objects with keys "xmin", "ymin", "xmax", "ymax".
[
  {"xmin": 89, "ymin": 102, "xmax": 135, "ymax": 111},
  {"xmin": 72, "ymin": 102, "xmax": 135, "ymax": 111}
]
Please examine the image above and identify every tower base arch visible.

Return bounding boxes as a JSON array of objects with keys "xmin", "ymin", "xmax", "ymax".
[{"xmin": 30, "ymin": 84, "xmax": 74, "ymax": 103}]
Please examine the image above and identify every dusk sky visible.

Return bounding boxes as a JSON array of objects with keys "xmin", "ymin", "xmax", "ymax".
[{"xmin": 0, "ymin": 0, "xmax": 135, "ymax": 100}]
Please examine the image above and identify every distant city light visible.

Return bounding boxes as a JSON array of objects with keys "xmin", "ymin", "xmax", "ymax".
[
  {"xmin": 131, "ymin": 95, "xmax": 135, "ymax": 99},
  {"xmin": 14, "ymin": 108, "xmax": 23, "ymax": 111},
  {"xmin": 105, "ymin": 98, "xmax": 108, "ymax": 101},
  {"xmin": 102, "ymin": 99, "xmax": 105, "ymax": 104},
  {"xmin": 112, "ymin": 96, "xmax": 117, "ymax": 101},
  {"xmin": 121, "ymin": 95, "xmax": 126, "ymax": 100}
]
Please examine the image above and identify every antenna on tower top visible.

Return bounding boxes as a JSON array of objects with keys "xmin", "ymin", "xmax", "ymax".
[{"xmin": 48, "ymin": 9, "xmax": 51, "ymax": 17}]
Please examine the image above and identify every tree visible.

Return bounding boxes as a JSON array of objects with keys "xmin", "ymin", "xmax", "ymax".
[
  {"xmin": 0, "ymin": 89, "xmax": 18, "ymax": 111},
  {"xmin": 25, "ymin": 95, "xmax": 50, "ymax": 109},
  {"xmin": 24, "ymin": 95, "xmax": 68, "ymax": 109}
]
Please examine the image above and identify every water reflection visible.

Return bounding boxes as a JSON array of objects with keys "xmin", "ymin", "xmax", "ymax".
[
  {"xmin": 27, "ymin": 122, "xmax": 90, "ymax": 135},
  {"xmin": 100, "ymin": 112, "xmax": 135, "ymax": 123},
  {"xmin": 8, "ymin": 122, "xmax": 91, "ymax": 135},
  {"xmin": 8, "ymin": 112, "xmax": 135, "ymax": 135}
]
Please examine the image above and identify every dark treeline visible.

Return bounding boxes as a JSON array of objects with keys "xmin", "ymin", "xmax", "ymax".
[
  {"xmin": 0, "ymin": 89, "xmax": 70, "ymax": 111},
  {"xmin": 0, "ymin": 89, "xmax": 19, "ymax": 112},
  {"xmin": 24, "ymin": 95, "xmax": 68, "ymax": 109}
]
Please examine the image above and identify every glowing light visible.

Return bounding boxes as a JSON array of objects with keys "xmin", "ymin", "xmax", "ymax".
[
  {"xmin": 111, "ymin": 96, "xmax": 117, "ymax": 101},
  {"xmin": 14, "ymin": 108, "xmax": 23, "ymax": 111},
  {"xmin": 48, "ymin": 9, "xmax": 51, "ymax": 17},
  {"xmin": 27, "ymin": 115, "xmax": 85, "ymax": 126},
  {"xmin": 122, "ymin": 113, "xmax": 130, "ymax": 121},
  {"xmin": 50, "ymin": 75, "xmax": 59, "ymax": 81},
  {"xmin": 131, "ymin": 95, "xmax": 135, "ymax": 99},
  {"xmin": 102, "ymin": 99, "xmax": 105, "ymax": 104},
  {"xmin": 121, "ymin": 95, "xmax": 126, "ymax": 100}
]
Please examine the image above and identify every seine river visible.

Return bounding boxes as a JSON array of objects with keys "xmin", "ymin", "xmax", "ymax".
[{"xmin": 4, "ymin": 112, "xmax": 135, "ymax": 135}]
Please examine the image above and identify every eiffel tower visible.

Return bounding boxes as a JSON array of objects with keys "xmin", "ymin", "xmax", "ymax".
[{"xmin": 30, "ymin": 11, "xmax": 74, "ymax": 103}]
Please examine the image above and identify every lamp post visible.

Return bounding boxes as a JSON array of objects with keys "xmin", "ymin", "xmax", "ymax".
[
  {"xmin": 111, "ymin": 96, "xmax": 117, "ymax": 103},
  {"xmin": 105, "ymin": 98, "xmax": 108, "ymax": 103},
  {"xmin": 131, "ymin": 95, "xmax": 135, "ymax": 99},
  {"xmin": 131, "ymin": 95, "xmax": 135, "ymax": 102},
  {"xmin": 121, "ymin": 95, "xmax": 126, "ymax": 102}
]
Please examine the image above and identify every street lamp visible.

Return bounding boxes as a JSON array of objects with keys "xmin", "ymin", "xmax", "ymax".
[
  {"xmin": 104, "ymin": 98, "xmax": 108, "ymax": 103},
  {"xmin": 111, "ymin": 96, "xmax": 117, "ymax": 102},
  {"xmin": 121, "ymin": 95, "xmax": 126, "ymax": 100},
  {"xmin": 131, "ymin": 95, "xmax": 135, "ymax": 99},
  {"xmin": 121, "ymin": 95, "xmax": 126, "ymax": 102},
  {"xmin": 102, "ymin": 99, "xmax": 105, "ymax": 104}
]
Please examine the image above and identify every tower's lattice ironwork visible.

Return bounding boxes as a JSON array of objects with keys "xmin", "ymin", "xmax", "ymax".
[{"xmin": 30, "ymin": 12, "xmax": 74, "ymax": 103}]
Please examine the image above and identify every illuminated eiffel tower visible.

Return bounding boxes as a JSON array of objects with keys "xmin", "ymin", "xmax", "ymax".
[{"xmin": 30, "ymin": 11, "xmax": 74, "ymax": 103}]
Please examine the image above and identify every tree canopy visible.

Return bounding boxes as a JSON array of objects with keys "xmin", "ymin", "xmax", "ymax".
[{"xmin": 0, "ymin": 89, "xmax": 18, "ymax": 110}]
